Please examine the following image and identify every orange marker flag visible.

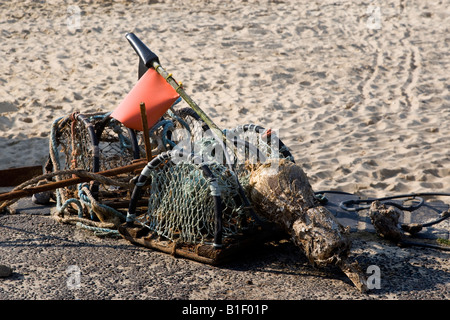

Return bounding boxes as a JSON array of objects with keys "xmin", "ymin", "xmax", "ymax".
[{"xmin": 111, "ymin": 68, "xmax": 180, "ymax": 131}]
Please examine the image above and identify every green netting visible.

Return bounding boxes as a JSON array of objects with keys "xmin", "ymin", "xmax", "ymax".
[
  {"xmin": 43, "ymin": 107, "xmax": 293, "ymax": 243},
  {"xmin": 48, "ymin": 112, "xmax": 139, "ymax": 226},
  {"xmin": 128, "ymin": 118, "xmax": 294, "ymax": 246},
  {"xmin": 136, "ymin": 159, "xmax": 250, "ymax": 245}
]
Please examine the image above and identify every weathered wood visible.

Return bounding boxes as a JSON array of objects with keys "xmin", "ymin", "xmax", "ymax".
[
  {"xmin": 0, "ymin": 165, "xmax": 43, "ymax": 187},
  {"xmin": 247, "ymin": 159, "xmax": 368, "ymax": 292},
  {"xmin": 140, "ymin": 102, "xmax": 153, "ymax": 162},
  {"xmin": 369, "ymin": 200, "xmax": 404, "ymax": 242},
  {"xmin": 118, "ymin": 222, "xmax": 285, "ymax": 266}
]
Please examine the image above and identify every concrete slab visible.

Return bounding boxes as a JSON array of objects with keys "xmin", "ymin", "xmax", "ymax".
[{"xmin": 9, "ymin": 197, "xmax": 54, "ymax": 216}]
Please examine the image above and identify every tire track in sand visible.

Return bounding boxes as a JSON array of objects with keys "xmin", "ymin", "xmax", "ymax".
[{"xmin": 400, "ymin": 45, "xmax": 421, "ymax": 113}]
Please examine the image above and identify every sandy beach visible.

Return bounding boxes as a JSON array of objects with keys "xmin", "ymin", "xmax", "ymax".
[
  {"xmin": 1, "ymin": 0, "xmax": 449, "ymax": 197},
  {"xmin": 0, "ymin": 0, "xmax": 449, "ymax": 301}
]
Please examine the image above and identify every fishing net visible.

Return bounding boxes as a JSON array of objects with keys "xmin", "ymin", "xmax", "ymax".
[
  {"xmin": 46, "ymin": 112, "xmax": 141, "ymax": 231},
  {"xmin": 43, "ymin": 104, "xmax": 294, "ymax": 250},
  {"xmin": 129, "ymin": 151, "xmax": 251, "ymax": 246},
  {"xmin": 122, "ymin": 110, "xmax": 295, "ymax": 251},
  {"xmin": 49, "ymin": 112, "xmax": 139, "ymax": 174}
]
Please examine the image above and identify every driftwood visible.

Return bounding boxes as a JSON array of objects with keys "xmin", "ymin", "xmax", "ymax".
[
  {"xmin": 368, "ymin": 201, "xmax": 404, "ymax": 242},
  {"xmin": 0, "ymin": 165, "xmax": 43, "ymax": 187},
  {"xmin": 247, "ymin": 159, "xmax": 368, "ymax": 292}
]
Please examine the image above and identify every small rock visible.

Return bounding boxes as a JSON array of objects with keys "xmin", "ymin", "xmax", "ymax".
[
  {"xmin": 344, "ymin": 102, "xmax": 355, "ymax": 109},
  {"xmin": 32, "ymin": 191, "xmax": 52, "ymax": 205},
  {"xmin": 0, "ymin": 265, "xmax": 13, "ymax": 278}
]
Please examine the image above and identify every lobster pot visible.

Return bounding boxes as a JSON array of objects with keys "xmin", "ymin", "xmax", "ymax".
[
  {"xmin": 223, "ymin": 124, "xmax": 295, "ymax": 183},
  {"xmin": 119, "ymin": 151, "xmax": 284, "ymax": 265},
  {"xmin": 140, "ymin": 105, "xmax": 295, "ymax": 186},
  {"xmin": 134, "ymin": 153, "xmax": 254, "ymax": 245},
  {"xmin": 48, "ymin": 112, "xmax": 141, "ymax": 216},
  {"xmin": 133, "ymin": 106, "xmax": 211, "ymax": 159}
]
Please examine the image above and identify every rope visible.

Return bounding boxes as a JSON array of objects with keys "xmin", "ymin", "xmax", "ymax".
[
  {"xmin": 53, "ymin": 214, "xmax": 116, "ymax": 230},
  {"xmin": 314, "ymin": 191, "xmax": 450, "ymax": 213},
  {"xmin": 78, "ymin": 184, "xmax": 126, "ymax": 222},
  {"xmin": 75, "ymin": 222, "xmax": 120, "ymax": 237},
  {"xmin": 0, "ymin": 169, "xmax": 132, "ymax": 212},
  {"xmin": 149, "ymin": 119, "xmax": 176, "ymax": 148},
  {"xmin": 315, "ymin": 190, "xmax": 450, "ymax": 250},
  {"xmin": 2, "ymin": 112, "xmax": 137, "ymax": 237}
]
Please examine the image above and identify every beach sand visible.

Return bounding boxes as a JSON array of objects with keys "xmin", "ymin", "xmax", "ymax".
[{"xmin": 0, "ymin": 0, "xmax": 449, "ymax": 300}]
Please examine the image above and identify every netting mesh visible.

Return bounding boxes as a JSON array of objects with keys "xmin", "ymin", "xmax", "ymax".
[
  {"xmin": 50, "ymin": 115, "xmax": 94, "ymax": 202},
  {"xmin": 137, "ymin": 160, "xmax": 248, "ymax": 245},
  {"xmin": 96, "ymin": 116, "xmax": 138, "ymax": 171},
  {"xmin": 49, "ymin": 112, "xmax": 139, "ymax": 219},
  {"xmin": 45, "ymin": 106, "xmax": 293, "ymax": 243},
  {"xmin": 127, "ymin": 115, "xmax": 293, "ymax": 245}
]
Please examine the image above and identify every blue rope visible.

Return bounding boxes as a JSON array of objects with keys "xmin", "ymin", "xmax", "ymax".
[
  {"xmin": 149, "ymin": 119, "xmax": 177, "ymax": 148},
  {"xmin": 77, "ymin": 183, "xmax": 126, "ymax": 221},
  {"xmin": 76, "ymin": 222, "xmax": 120, "ymax": 236}
]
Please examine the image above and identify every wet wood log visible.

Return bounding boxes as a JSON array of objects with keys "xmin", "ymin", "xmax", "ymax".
[{"xmin": 247, "ymin": 159, "xmax": 368, "ymax": 292}]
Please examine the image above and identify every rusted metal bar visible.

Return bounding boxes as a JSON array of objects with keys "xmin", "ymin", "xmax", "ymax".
[{"xmin": 0, "ymin": 160, "xmax": 148, "ymax": 202}]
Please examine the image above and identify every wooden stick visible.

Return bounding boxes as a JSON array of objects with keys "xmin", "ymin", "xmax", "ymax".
[
  {"xmin": 0, "ymin": 160, "xmax": 148, "ymax": 203},
  {"xmin": 152, "ymin": 61, "xmax": 237, "ymax": 171},
  {"xmin": 140, "ymin": 102, "xmax": 152, "ymax": 162}
]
